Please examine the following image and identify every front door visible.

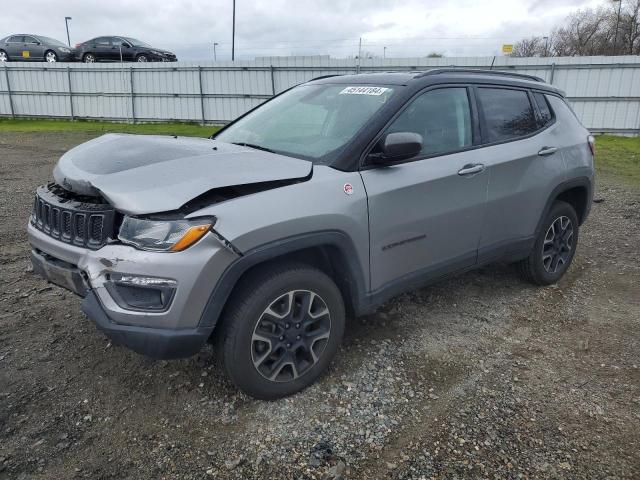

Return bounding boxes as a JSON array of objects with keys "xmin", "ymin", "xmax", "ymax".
[
  {"xmin": 92, "ymin": 37, "xmax": 114, "ymax": 61},
  {"xmin": 360, "ymin": 86, "xmax": 488, "ymax": 292},
  {"xmin": 23, "ymin": 36, "xmax": 45, "ymax": 61}
]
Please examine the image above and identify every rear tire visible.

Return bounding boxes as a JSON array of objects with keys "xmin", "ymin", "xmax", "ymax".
[
  {"xmin": 218, "ymin": 263, "xmax": 345, "ymax": 400},
  {"xmin": 519, "ymin": 200, "xmax": 579, "ymax": 285}
]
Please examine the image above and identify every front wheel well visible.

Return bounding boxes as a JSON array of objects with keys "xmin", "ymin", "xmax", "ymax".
[
  {"xmin": 210, "ymin": 244, "xmax": 359, "ymax": 339},
  {"xmin": 555, "ymin": 186, "xmax": 589, "ymax": 224},
  {"xmin": 233, "ymin": 245, "xmax": 358, "ymax": 319}
]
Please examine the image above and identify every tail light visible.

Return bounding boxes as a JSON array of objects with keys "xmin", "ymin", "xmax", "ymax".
[
  {"xmin": 587, "ymin": 135, "xmax": 595, "ymax": 156},
  {"xmin": 74, "ymin": 43, "xmax": 81, "ymax": 49}
]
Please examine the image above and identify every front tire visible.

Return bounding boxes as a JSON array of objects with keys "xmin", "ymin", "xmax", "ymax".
[
  {"xmin": 44, "ymin": 50, "xmax": 58, "ymax": 62},
  {"xmin": 0, "ymin": 50, "xmax": 7, "ymax": 62},
  {"xmin": 136, "ymin": 54, "xmax": 148, "ymax": 62},
  {"xmin": 83, "ymin": 53, "xmax": 96, "ymax": 63},
  {"xmin": 219, "ymin": 263, "xmax": 345, "ymax": 400},
  {"xmin": 519, "ymin": 200, "xmax": 579, "ymax": 285}
]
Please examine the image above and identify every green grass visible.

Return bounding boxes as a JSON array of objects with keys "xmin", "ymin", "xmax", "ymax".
[
  {"xmin": 595, "ymin": 135, "xmax": 640, "ymax": 187},
  {"xmin": 0, "ymin": 118, "xmax": 220, "ymax": 137}
]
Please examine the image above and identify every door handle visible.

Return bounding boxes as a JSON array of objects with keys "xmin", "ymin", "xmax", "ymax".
[
  {"xmin": 458, "ymin": 163, "xmax": 485, "ymax": 176},
  {"xmin": 538, "ymin": 146, "xmax": 558, "ymax": 156}
]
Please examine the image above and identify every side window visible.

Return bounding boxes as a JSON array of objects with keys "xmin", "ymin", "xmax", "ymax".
[
  {"xmin": 94, "ymin": 37, "xmax": 111, "ymax": 46},
  {"xmin": 23, "ymin": 36, "xmax": 38, "ymax": 44},
  {"xmin": 8, "ymin": 36, "xmax": 24, "ymax": 43},
  {"xmin": 477, "ymin": 88, "xmax": 537, "ymax": 143},
  {"xmin": 384, "ymin": 87, "xmax": 472, "ymax": 157},
  {"xmin": 533, "ymin": 92, "xmax": 553, "ymax": 127}
]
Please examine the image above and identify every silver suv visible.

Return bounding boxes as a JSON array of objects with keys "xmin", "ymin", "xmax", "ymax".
[{"xmin": 28, "ymin": 69, "xmax": 594, "ymax": 399}]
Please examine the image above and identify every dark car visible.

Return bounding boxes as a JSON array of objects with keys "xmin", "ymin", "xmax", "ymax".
[
  {"xmin": 75, "ymin": 36, "xmax": 177, "ymax": 63},
  {"xmin": 0, "ymin": 34, "xmax": 75, "ymax": 62}
]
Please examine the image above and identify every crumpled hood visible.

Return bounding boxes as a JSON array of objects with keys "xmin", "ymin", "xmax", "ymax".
[{"xmin": 53, "ymin": 133, "xmax": 312, "ymax": 215}]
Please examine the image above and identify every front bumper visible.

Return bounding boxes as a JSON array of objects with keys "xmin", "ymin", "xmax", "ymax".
[
  {"xmin": 81, "ymin": 291, "xmax": 213, "ymax": 359},
  {"xmin": 28, "ymin": 223, "xmax": 238, "ymax": 358},
  {"xmin": 57, "ymin": 51, "xmax": 77, "ymax": 62}
]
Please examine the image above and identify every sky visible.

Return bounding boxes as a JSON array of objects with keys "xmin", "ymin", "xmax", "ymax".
[{"xmin": 0, "ymin": 0, "xmax": 608, "ymax": 60}]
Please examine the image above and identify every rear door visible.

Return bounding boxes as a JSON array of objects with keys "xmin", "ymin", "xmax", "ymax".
[
  {"xmin": 475, "ymin": 86, "xmax": 567, "ymax": 261},
  {"xmin": 5, "ymin": 36, "xmax": 24, "ymax": 60},
  {"xmin": 360, "ymin": 86, "xmax": 489, "ymax": 292}
]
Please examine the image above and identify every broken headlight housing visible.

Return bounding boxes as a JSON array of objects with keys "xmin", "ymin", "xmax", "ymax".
[{"xmin": 118, "ymin": 216, "xmax": 215, "ymax": 252}]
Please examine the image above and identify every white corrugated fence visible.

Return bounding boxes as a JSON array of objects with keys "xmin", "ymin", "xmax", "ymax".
[{"xmin": 1, "ymin": 55, "xmax": 640, "ymax": 134}]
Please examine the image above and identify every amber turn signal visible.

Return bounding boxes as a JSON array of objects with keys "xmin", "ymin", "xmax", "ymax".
[{"xmin": 170, "ymin": 224, "xmax": 212, "ymax": 252}]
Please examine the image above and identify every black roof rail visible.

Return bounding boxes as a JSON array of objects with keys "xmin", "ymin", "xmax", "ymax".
[
  {"xmin": 308, "ymin": 74, "xmax": 343, "ymax": 82},
  {"xmin": 414, "ymin": 68, "xmax": 545, "ymax": 83}
]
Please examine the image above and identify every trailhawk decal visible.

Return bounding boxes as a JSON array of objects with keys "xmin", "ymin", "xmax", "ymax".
[{"xmin": 339, "ymin": 86, "xmax": 390, "ymax": 96}]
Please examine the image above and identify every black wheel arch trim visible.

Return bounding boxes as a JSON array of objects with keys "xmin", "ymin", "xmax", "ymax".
[
  {"xmin": 197, "ymin": 230, "xmax": 369, "ymax": 328},
  {"xmin": 535, "ymin": 176, "xmax": 593, "ymax": 236}
]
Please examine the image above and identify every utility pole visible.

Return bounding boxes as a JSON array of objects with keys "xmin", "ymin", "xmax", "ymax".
[
  {"xmin": 383, "ymin": 46, "xmax": 387, "ymax": 58},
  {"xmin": 231, "ymin": 0, "xmax": 236, "ymax": 61},
  {"xmin": 543, "ymin": 36, "xmax": 549, "ymax": 56},
  {"xmin": 357, "ymin": 37, "xmax": 362, "ymax": 74},
  {"xmin": 613, "ymin": 0, "xmax": 622, "ymax": 55},
  {"xmin": 214, "ymin": 42, "xmax": 219, "ymax": 61},
  {"xmin": 64, "ymin": 17, "xmax": 72, "ymax": 47}
]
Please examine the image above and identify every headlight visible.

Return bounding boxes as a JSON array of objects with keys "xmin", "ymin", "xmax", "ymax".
[
  {"xmin": 57, "ymin": 47, "xmax": 70, "ymax": 53},
  {"xmin": 118, "ymin": 216, "xmax": 215, "ymax": 252},
  {"xmin": 150, "ymin": 50, "xmax": 163, "ymax": 56}
]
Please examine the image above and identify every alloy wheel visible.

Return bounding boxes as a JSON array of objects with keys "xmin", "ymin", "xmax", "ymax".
[
  {"xmin": 45, "ymin": 51, "xmax": 57, "ymax": 62},
  {"xmin": 137, "ymin": 55, "xmax": 148, "ymax": 62},
  {"xmin": 0, "ymin": 51, "xmax": 7, "ymax": 62},
  {"xmin": 84, "ymin": 54, "xmax": 95, "ymax": 63},
  {"xmin": 542, "ymin": 215, "xmax": 574, "ymax": 273},
  {"xmin": 251, "ymin": 290, "xmax": 331, "ymax": 382}
]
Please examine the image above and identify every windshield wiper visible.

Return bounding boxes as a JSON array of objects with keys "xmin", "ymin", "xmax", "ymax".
[{"xmin": 231, "ymin": 142, "xmax": 275, "ymax": 154}]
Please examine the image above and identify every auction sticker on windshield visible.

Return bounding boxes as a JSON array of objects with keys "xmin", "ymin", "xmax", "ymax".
[{"xmin": 340, "ymin": 86, "xmax": 389, "ymax": 96}]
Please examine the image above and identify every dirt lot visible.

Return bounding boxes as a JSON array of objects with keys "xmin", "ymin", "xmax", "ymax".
[{"xmin": 1, "ymin": 132, "xmax": 639, "ymax": 479}]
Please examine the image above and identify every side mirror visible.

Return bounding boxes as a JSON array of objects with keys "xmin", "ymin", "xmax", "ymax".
[{"xmin": 371, "ymin": 132, "xmax": 423, "ymax": 163}]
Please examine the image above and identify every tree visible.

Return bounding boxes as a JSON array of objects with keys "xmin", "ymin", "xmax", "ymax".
[
  {"xmin": 511, "ymin": 0, "xmax": 640, "ymax": 56},
  {"xmin": 426, "ymin": 52, "xmax": 444, "ymax": 58}
]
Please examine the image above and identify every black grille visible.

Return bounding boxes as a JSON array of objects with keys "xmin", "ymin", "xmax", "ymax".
[{"xmin": 31, "ymin": 183, "xmax": 116, "ymax": 250}]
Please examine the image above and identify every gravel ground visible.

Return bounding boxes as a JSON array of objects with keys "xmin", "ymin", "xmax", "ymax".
[{"xmin": 1, "ymin": 132, "xmax": 639, "ymax": 480}]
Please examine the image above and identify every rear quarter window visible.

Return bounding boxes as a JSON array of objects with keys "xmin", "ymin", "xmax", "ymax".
[
  {"xmin": 533, "ymin": 92, "xmax": 554, "ymax": 127},
  {"xmin": 477, "ymin": 87, "xmax": 538, "ymax": 143}
]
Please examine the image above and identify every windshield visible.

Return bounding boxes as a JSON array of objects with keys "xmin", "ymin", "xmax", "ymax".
[
  {"xmin": 124, "ymin": 37, "xmax": 151, "ymax": 47},
  {"xmin": 40, "ymin": 36, "xmax": 68, "ymax": 47},
  {"xmin": 215, "ymin": 84, "xmax": 396, "ymax": 162}
]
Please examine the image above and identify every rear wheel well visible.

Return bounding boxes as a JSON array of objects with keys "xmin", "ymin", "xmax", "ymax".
[{"xmin": 555, "ymin": 186, "xmax": 589, "ymax": 224}]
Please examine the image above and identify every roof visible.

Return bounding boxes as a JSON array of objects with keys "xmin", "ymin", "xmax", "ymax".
[{"xmin": 308, "ymin": 68, "xmax": 563, "ymax": 95}]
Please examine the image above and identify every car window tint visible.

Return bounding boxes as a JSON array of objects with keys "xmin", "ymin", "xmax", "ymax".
[
  {"xmin": 533, "ymin": 92, "xmax": 553, "ymax": 127},
  {"xmin": 478, "ymin": 88, "xmax": 537, "ymax": 143},
  {"xmin": 384, "ymin": 87, "xmax": 472, "ymax": 157},
  {"xmin": 8, "ymin": 36, "xmax": 24, "ymax": 43},
  {"xmin": 95, "ymin": 37, "xmax": 111, "ymax": 45},
  {"xmin": 23, "ymin": 36, "xmax": 38, "ymax": 44}
]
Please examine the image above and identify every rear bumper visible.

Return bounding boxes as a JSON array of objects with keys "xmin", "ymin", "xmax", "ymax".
[{"xmin": 81, "ymin": 291, "xmax": 212, "ymax": 359}]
